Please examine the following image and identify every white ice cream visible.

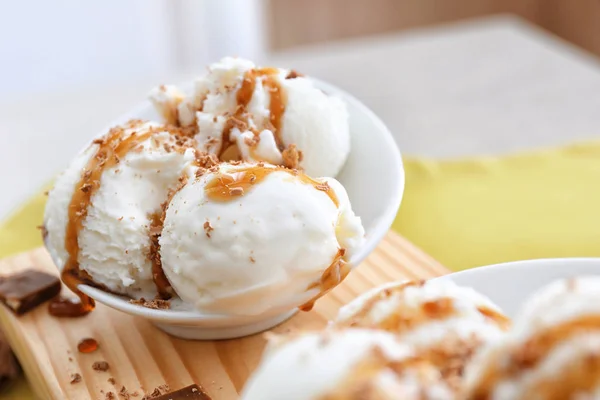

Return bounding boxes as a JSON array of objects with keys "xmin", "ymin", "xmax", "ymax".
[
  {"xmin": 149, "ymin": 57, "xmax": 350, "ymax": 177},
  {"xmin": 465, "ymin": 277, "xmax": 600, "ymax": 400},
  {"xmin": 44, "ymin": 120, "xmax": 196, "ymax": 296},
  {"xmin": 333, "ymin": 280, "xmax": 509, "ymax": 395},
  {"xmin": 241, "ymin": 329, "xmax": 455, "ymax": 400},
  {"xmin": 148, "ymin": 85, "xmax": 185, "ymax": 125},
  {"xmin": 334, "ymin": 279, "xmax": 508, "ymax": 345},
  {"xmin": 159, "ymin": 162, "xmax": 364, "ymax": 315}
]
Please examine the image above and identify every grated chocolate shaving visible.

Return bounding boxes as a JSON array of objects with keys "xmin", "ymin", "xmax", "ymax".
[
  {"xmin": 285, "ymin": 70, "xmax": 304, "ymax": 79},
  {"xmin": 92, "ymin": 361, "xmax": 110, "ymax": 372},
  {"xmin": 282, "ymin": 144, "xmax": 302, "ymax": 169},
  {"xmin": 203, "ymin": 221, "xmax": 214, "ymax": 238},
  {"xmin": 129, "ymin": 298, "xmax": 171, "ymax": 310},
  {"xmin": 70, "ymin": 373, "xmax": 82, "ymax": 384}
]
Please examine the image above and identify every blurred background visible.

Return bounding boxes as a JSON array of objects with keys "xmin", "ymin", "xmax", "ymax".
[
  {"xmin": 3, "ymin": 0, "xmax": 600, "ymax": 100},
  {"xmin": 2, "ymin": 0, "xmax": 600, "ymax": 268}
]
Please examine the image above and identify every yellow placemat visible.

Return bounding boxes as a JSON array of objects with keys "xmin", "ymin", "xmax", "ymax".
[
  {"xmin": 395, "ymin": 140, "xmax": 600, "ymax": 270},
  {"xmin": 3, "ymin": 140, "xmax": 600, "ymax": 398}
]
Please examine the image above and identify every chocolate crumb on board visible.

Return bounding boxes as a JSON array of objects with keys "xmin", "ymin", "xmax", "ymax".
[
  {"xmin": 129, "ymin": 298, "xmax": 171, "ymax": 310},
  {"xmin": 108, "ymin": 377, "xmax": 116, "ymax": 385},
  {"xmin": 142, "ymin": 388, "xmax": 162, "ymax": 400},
  {"xmin": 70, "ymin": 373, "xmax": 82, "ymax": 384},
  {"xmin": 119, "ymin": 385, "xmax": 131, "ymax": 399},
  {"xmin": 0, "ymin": 329, "xmax": 19, "ymax": 390},
  {"xmin": 92, "ymin": 361, "xmax": 110, "ymax": 371},
  {"xmin": 106, "ymin": 392, "xmax": 116, "ymax": 400},
  {"xmin": 146, "ymin": 384, "xmax": 211, "ymax": 400}
]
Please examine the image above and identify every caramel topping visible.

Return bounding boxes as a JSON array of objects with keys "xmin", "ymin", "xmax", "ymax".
[
  {"xmin": 467, "ymin": 315, "xmax": 600, "ymax": 400},
  {"xmin": 299, "ymin": 248, "xmax": 349, "ymax": 312},
  {"xmin": 77, "ymin": 337, "xmax": 99, "ymax": 353},
  {"xmin": 219, "ymin": 67, "xmax": 288, "ymax": 159},
  {"xmin": 522, "ymin": 353, "xmax": 600, "ymax": 400},
  {"xmin": 319, "ymin": 346, "xmax": 444, "ymax": 400},
  {"xmin": 477, "ymin": 306, "xmax": 511, "ymax": 331},
  {"xmin": 263, "ymin": 74, "xmax": 286, "ymax": 150},
  {"xmin": 337, "ymin": 281, "xmax": 510, "ymax": 337},
  {"xmin": 50, "ymin": 122, "xmax": 192, "ymax": 317},
  {"xmin": 204, "ymin": 165, "xmax": 339, "ymax": 207},
  {"xmin": 337, "ymin": 280, "xmax": 425, "ymax": 329},
  {"xmin": 147, "ymin": 172, "xmax": 193, "ymax": 299},
  {"xmin": 147, "ymin": 211, "xmax": 172, "ymax": 299}
]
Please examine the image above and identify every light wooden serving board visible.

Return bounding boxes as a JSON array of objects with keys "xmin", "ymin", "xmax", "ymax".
[{"xmin": 0, "ymin": 231, "xmax": 449, "ymax": 400}]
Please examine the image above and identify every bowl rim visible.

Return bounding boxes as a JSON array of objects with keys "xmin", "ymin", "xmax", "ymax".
[
  {"xmin": 78, "ymin": 77, "xmax": 404, "ymax": 322},
  {"xmin": 435, "ymin": 257, "xmax": 600, "ymax": 283}
]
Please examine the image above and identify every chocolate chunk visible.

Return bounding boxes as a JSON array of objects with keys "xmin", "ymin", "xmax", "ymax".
[
  {"xmin": 70, "ymin": 373, "xmax": 82, "ymax": 384},
  {"xmin": 0, "ymin": 329, "xmax": 20, "ymax": 389},
  {"xmin": 92, "ymin": 361, "xmax": 110, "ymax": 371},
  {"xmin": 0, "ymin": 270, "xmax": 61, "ymax": 315},
  {"xmin": 151, "ymin": 384, "xmax": 211, "ymax": 399}
]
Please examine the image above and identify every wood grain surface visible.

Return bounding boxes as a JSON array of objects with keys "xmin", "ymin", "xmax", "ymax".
[{"xmin": 0, "ymin": 231, "xmax": 448, "ymax": 400}]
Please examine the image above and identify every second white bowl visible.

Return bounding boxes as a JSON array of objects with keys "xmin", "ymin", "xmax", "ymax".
[{"xmin": 436, "ymin": 258, "xmax": 600, "ymax": 317}]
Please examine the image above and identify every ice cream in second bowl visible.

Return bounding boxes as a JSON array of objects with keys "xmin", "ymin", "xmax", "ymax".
[
  {"xmin": 332, "ymin": 280, "xmax": 510, "ymax": 395},
  {"xmin": 465, "ymin": 276, "xmax": 600, "ymax": 400},
  {"xmin": 241, "ymin": 329, "xmax": 457, "ymax": 400}
]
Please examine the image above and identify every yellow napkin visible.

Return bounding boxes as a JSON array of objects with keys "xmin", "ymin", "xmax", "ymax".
[
  {"xmin": 394, "ymin": 140, "xmax": 600, "ymax": 270},
  {"xmin": 3, "ymin": 140, "xmax": 600, "ymax": 398}
]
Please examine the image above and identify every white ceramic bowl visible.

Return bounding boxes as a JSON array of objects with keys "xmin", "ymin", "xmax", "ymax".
[
  {"xmin": 77, "ymin": 78, "xmax": 404, "ymax": 340},
  {"xmin": 436, "ymin": 258, "xmax": 600, "ymax": 318}
]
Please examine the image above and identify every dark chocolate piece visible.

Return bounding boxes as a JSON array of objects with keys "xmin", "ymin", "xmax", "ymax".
[
  {"xmin": 151, "ymin": 384, "xmax": 211, "ymax": 400},
  {"xmin": 0, "ymin": 269, "xmax": 61, "ymax": 315},
  {"xmin": 0, "ymin": 329, "xmax": 20, "ymax": 389}
]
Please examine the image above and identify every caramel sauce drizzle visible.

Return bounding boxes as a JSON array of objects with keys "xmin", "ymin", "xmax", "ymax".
[
  {"xmin": 523, "ymin": 354, "xmax": 600, "ymax": 400},
  {"xmin": 204, "ymin": 164, "xmax": 339, "ymax": 207},
  {"xmin": 299, "ymin": 248, "xmax": 349, "ymax": 312},
  {"xmin": 467, "ymin": 315, "xmax": 600, "ymax": 400},
  {"xmin": 147, "ymin": 152, "xmax": 218, "ymax": 299},
  {"xmin": 338, "ymin": 281, "xmax": 510, "ymax": 334},
  {"xmin": 218, "ymin": 67, "xmax": 287, "ymax": 158},
  {"xmin": 477, "ymin": 306, "xmax": 511, "ymax": 330},
  {"xmin": 50, "ymin": 122, "xmax": 189, "ymax": 317},
  {"xmin": 147, "ymin": 211, "xmax": 172, "ymax": 300},
  {"xmin": 319, "ymin": 347, "xmax": 442, "ymax": 400}
]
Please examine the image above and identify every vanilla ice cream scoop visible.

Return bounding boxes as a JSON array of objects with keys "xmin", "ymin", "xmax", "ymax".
[
  {"xmin": 158, "ymin": 162, "xmax": 364, "ymax": 316},
  {"xmin": 149, "ymin": 57, "xmax": 350, "ymax": 177},
  {"xmin": 333, "ymin": 280, "xmax": 510, "ymax": 391},
  {"xmin": 44, "ymin": 120, "xmax": 199, "ymax": 300},
  {"xmin": 465, "ymin": 277, "xmax": 600, "ymax": 400},
  {"xmin": 241, "ymin": 329, "xmax": 456, "ymax": 400}
]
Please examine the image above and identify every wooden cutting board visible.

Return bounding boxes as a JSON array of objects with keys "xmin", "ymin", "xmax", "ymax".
[{"xmin": 0, "ymin": 231, "xmax": 449, "ymax": 400}]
